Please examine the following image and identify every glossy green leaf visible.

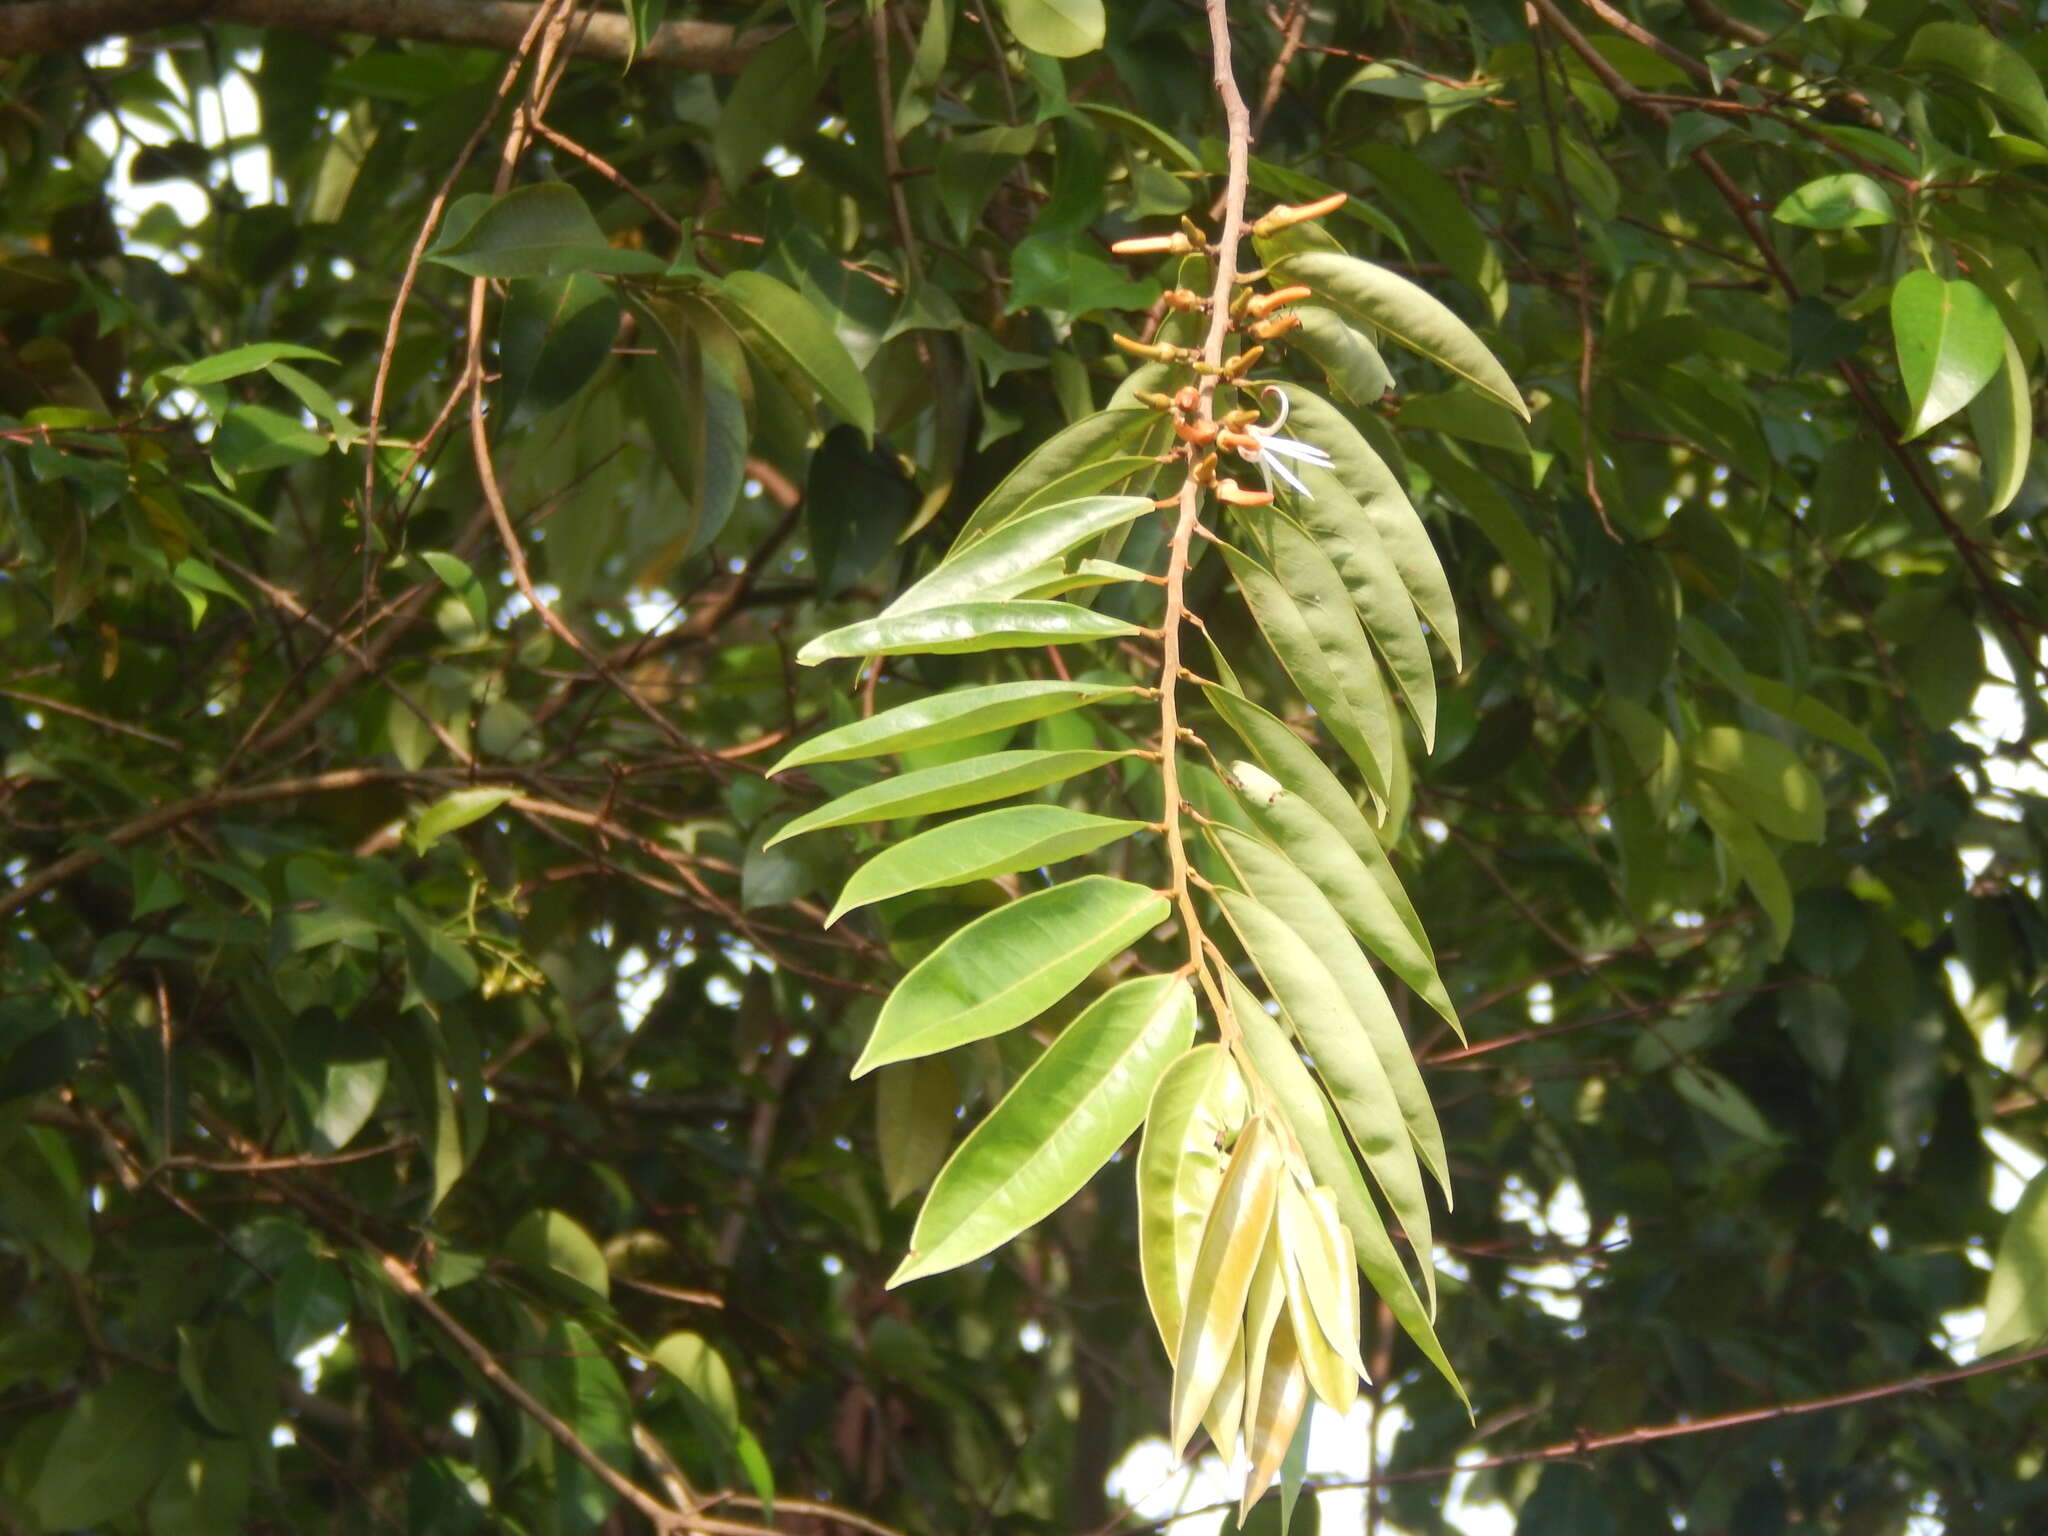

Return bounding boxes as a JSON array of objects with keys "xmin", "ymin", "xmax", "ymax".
[
  {"xmin": 1223, "ymin": 969, "xmax": 1463, "ymax": 1406},
  {"xmin": 886, "ymin": 495, "xmax": 1152, "ymax": 616},
  {"xmin": 412, "ymin": 786, "xmax": 514, "ymax": 850},
  {"xmin": 212, "ymin": 404, "xmax": 328, "ymax": 477},
  {"xmin": 1292, "ymin": 307, "xmax": 1393, "ymax": 404},
  {"xmin": 425, "ymin": 183, "xmax": 654, "ymax": 278},
  {"xmin": 713, "ymin": 269, "xmax": 875, "ymax": 438},
  {"xmin": 995, "ymin": 0, "xmax": 1105, "ymax": 57},
  {"xmin": 1212, "ymin": 825, "xmax": 1449, "ymax": 1200},
  {"xmin": 1271, "ymin": 250, "xmax": 1527, "ymax": 419},
  {"xmin": 1277, "ymin": 385, "xmax": 1463, "ymax": 669},
  {"xmin": 1281, "ymin": 470, "xmax": 1438, "ymax": 746},
  {"xmin": 830, "ymin": 805, "xmax": 1144, "ymax": 922},
  {"xmin": 1684, "ymin": 726, "xmax": 1825, "ymax": 842},
  {"xmin": 771, "ymin": 680, "xmax": 1136, "ymax": 772},
  {"xmin": 890, "ymin": 974, "xmax": 1193, "ymax": 1283},
  {"xmin": 954, "ymin": 408, "xmax": 1157, "ymax": 546},
  {"xmin": 507, "ymin": 1208, "xmax": 610, "ymax": 1303},
  {"xmin": 1220, "ymin": 527, "xmax": 1393, "ymax": 804},
  {"xmin": 768, "ymin": 748, "xmax": 1129, "ymax": 847},
  {"xmin": 1980, "ymin": 1165, "xmax": 2048, "ymax": 1354},
  {"xmin": 1969, "ymin": 326, "xmax": 2033, "ymax": 517},
  {"xmin": 1904, "ymin": 20, "xmax": 2048, "ymax": 144},
  {"xmin": 852, "ymin": 876, "xmax": 1168, "ymax": 1075},
  {"xmin": 1891, "ymin": 271, "xmax": 2004, "ymax": 440},
  {"xmin": 1137, "ymin": 1044, "xmax": 1249, "ymax": 1352},
  {"xmin": 1221, "ymin": 753, "xmax": 1458, "ymax": 1036},
  {"xmin": 1004, "ymin": 556, "xmax": 1151, "ymax": 599},
  {"xmin": 1216, "ymin": 887, "xmax": 1434, "ymax": 1307},
  {"xmin": 1352, "ymin": 141, "xmax": 1508, "ymax": 320},
  {"xmin": 1772, "ymin": 173, "xmax": 1893, "ymax": 229},
  {"xmin": 163, "ymin": 341, "xmax": 337, "ymax": 388},
  {"xmin": 1412, "ymin": 440, "xmax": 1553, "ymax": 641},
  {"xmin": 1172, "ymin": 1114, "xmax": 1281, "ymax": 1454},
  {"xmin": 796, "ymin": 600, "xmax": 1140, "ymax": 665}
]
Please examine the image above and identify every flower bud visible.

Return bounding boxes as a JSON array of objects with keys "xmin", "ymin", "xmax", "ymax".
[{"xmin": 1250, "ymin": 192, "xmax": 1347, "ymax": 238}]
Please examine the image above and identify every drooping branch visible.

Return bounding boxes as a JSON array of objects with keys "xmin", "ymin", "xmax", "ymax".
[{"xmin": 0, "ymin": 0, "xmax": 776, "ymax": 72}]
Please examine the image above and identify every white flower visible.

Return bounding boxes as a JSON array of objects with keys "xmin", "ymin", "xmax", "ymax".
[{"xmin": 1246, "ymin": 384, "xmax": 1334, "ymax": 499}]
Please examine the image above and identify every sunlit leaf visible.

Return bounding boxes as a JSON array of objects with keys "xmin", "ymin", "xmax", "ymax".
[
  {"xmin": 1137, "ymin": 1044, "xmax": 1249, "ymax": 1352},
  {"xmin": 1171, "ymin": 1114, "xmax": 1281, "ymax": 1455},
  {"xmin": 796, "ymin": 600, "xmax": 1141, "ymax": 665},
  {"xmin": 767, "ymin": 748, "xmax": 1130, "ymax": 846},
  {"xmin": 829, "ymin": 805, "xmax": 1143, "ymax": 923},
  {"xmin": 1891, "ymin": 271, "xmax": 2004, "ymax": 440},
  {"xmin": 771, "ymin": 680, "xmax": 1137, "ymax": 772}
]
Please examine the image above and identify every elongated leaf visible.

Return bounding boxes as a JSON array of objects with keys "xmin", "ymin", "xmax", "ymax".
[
  {"xmin": 1279, "ymin": 1206, "xmax": 1355, "ymax": 1414},
  {"xmin": 1292, "ymin": 307, "xmax": 1393, "ymax": 404},
  {"xmin": 1238, "ymin": 1218, "xmax": 1292, "ymax": 1474},
  {"xmin": 852, "ymin": 877, "xmax": 1168, "ymax": 1074},
  {"xmin": 886, "ymin": 495, "xmax": 1153, "ymax": 616},
  {"xmin": 877, "ymin": 1056, "xmax": 959, "ymax": 1207},
  {"xmin": 1969, "ymin": 326, "xmax": 2032, "ymax": 517},
  {"xmin": 1693, "ymin": 783, "xmax": 1792, "ymax": 953},
  {"xmin": 771, "ymin": 681, "xmax": 1136, "ymax": 772},
  {"xmin": 1172, "ymin": 1115, "xmax": 1282, "ymax": 1454},
  {"xmin": 1137, "ymin": 1045, "xmax": 1249, "ymax": 1351},
  {"xmin": 1005, "ymin": 557, "xmax": 1151, "ymax": 599},
  {"xmin": 1217, "ymin": 887, "xmax": 1434, "ymax": 1307},
  {"xmin": 1220, "ymin": 532, "xmax": 1392, "ymax": 805},
  {"xmin": 1684, "ymin": 726, "xmax": 1825, "ymax": 842},
  {"xmin": 1891, "ymin": 271, "xmax": 2003, "ymax": 440},
  {"xmin": 889, "ymin": 974, "xmax": 1193, "ymax": 1283},
  {"xmin": 1284, "ymin": 473, "xmax": 1438, "ymax": 746},
  {"xmin": 163, "ymin": 342, "xmax": 337, "ymax": 388},
  {"xmin": 1278, "ymin": 385, "xmax": 1462, "ymax": 669},
  {"xmin": 1011, "ymin": 454, "xmax": 1165, "ymax": 521},
  {"xmin": 1217, "ymin": 749, "xmax": 1457, "ymax": 1036},
  {"xmin": 412, "ymin": 786, "xmax": 514, "ymax": 850},
  {"xmin": 1242, "ymin": 1315, "xmax": 1310, "ymax": 1516},
  {"xmin": 1281, "ymin": 1177, "xmax": 1366, "ymax": 1389},
  {"xmin": 1979, "ymin": 1165, "xmax": 2048, "ymax": 1354},
  {"xmin": 1742, "ymin": 672, "xmax": 1888, "ymax": 779},
  {"xmin": 830, "ymin": 806, "xmax": 1143, "ymax": 923},
  {"xmin": 713, "ymin": 269, "xmax": 874, "ymax": 436},
  {"xmin": 1223, "ymin": 969, "xmax": 1463, "ymax": 1405},
  {"xmin": 426, "ymin": 184, "xmax": 656, "ymax": 279},
  {"xmin": 953, "ymin": 408, "xmax": 1155, "ymax": 546},
  {"xmin": 1410, "ymin": 440, "xmax": 1552, "ymax": 641},
  {"xmin": 1271, "ymin": 250, "xmax": 1526, "ymax": 419},
  {"xmin": 798, "ymin": 600, "xmax": 1139, "ymax": 665},
  {"xmin": 767, "ymin": 749, "xmax": 1129, "ymax": 847},
  {"xmin": 1212, "ymin": 824, "xmax": 1449, "ymax": 1199}
]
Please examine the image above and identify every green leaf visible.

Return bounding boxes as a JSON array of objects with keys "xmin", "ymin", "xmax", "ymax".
[
  {"xmin": 885, "ymin": 494, "xmax": 1153, "ymax": 616},
  {"xmin": 1891, "ymin": 271, "xmax": 2004, "ymax": 440},
  {"xmin": 163, "ymin": 341, "xmax": 337, "ymax": 388},
  {"xmin": 532, "ymin": 1320, "xmax": 632, "ymax": 1534},
  {"xmin": 1671, "ymin": 1063, "xmax": 1781, "ymax": 1145},
  {"xmin": 1278, "ymin": 386, "xmax": 1463, "ymax": 670},
  {"xmin": 212, "ymin": 403, "xmax": 329, "ymax": 477},
  {"xmin": 1171, "ymin": 1114, "xmax": 1280, "ymax": 1455},
  {"xmin": 1270, "ymin": 251, "xmax": 1527, "ymax": 419},
  {"xmin": 995, "ymin": 0, "xmax": 1105, "ymax": 58},
  {"xmin": 829, "ymin": 805, "xmax": 1143, "ymax": 923},
  {"xmin": 1292, "ymin": 308, "xmax": 1393, "ymax": 405},
  {"xmin": 1224, "ymin": 969, "xmax": 1464, "ymax": 1406},
  {"xmin": 412, "ymin": 786, "xmax": 515, "ymax": 850},
  {"xmin": 1220, "ymin": 526, "xmax": 1394, "ymax": 805},
  {"xmin": 772, "ymin": 681, "xmax": 1136, "ymax": 772},
  {"xmin": 1742, "ymin": 672, "xmax": 1889, "ymax": 779},
  {"xmin": 1684, "ymin": 726, "xmax": 1825, "ymax": 842},
  {"xmin": 1216, "ymin": 887, "xmax": 1435, "ymax": 1310},
  {"xmin": 177, "ymin": 1315, "xmax": 278, "ymax": 1438},
  {"xmin": 851, "ymin": 876, "xmax": 1169, "ymax": 1075},
  {"xmin": 796, "ymin": 600, "xmax": 1140, "ymax": 665},
  {"xmin": 877, "ymin": 1056, "xmax": 960, "ymax": 1206},
  {"xmin": 1980, "ymin": 1165, "xmax": 2048, "ymax": 1354},
  {"xmin": 30, "ymin": 1370, "xmax": 180, "ymax": 1530},
  {"xmin": 767, "ymin": 748, "xmax": 1130, "ymax": 846},
  {"xmin": 1772, "ymin": 173, "xmax": 1893, "ymax": 230},
  {"xmin": 1009, "ymin": 234, "xmax": 1158, "ymax": 318},
  {"xmin": 507, "ymin": 1208, "xmax": 611, "ymax": 1303},
  {"xmin": 1692, "ymin": 783, "xmax": 1793, "ymax": 953},
  {"xmin": 0, "ymin": 1127, "xmax": 93, "ymax": 1272},
  {"xmin": 712, "ymin": 269, "xmax": 876, "ymax": 438},
  {"xmin": 954, "ymin": 408, "xmax": 1155, "ymax": 545},
  {"xmin": 1905, "ymin": 20, "xmax": 2048, "ymax": 145},
  {"xmin": 1137, "ymin": 1044, "xmax": 1248, "ymax": 1352},
  {"xmin": 1212, "ymin": 826, "xmax": 1449, "ymax": 1202},
  {"xmin": 1969, "ymin": 326, "xmax": 2033, "ymax": 517},
  {"xmin": 1351, "ymin": 141, "xmax": 1507, "ymax": 320},
  {"xmin": 1412, "ymin": 441, "xmax": 1552, "ymax": 641},
  {"xmin": 890, "ymin": 973, "xmax": 1193, "ymax": 1283},
  {"xmin": 425, "ymin": 183, "xmax": 652, "ymax": 278}
]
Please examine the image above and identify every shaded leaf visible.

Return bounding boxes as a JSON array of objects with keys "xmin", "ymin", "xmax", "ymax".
[
  {"xmin": 1980, "ymin": 1165, "xmax": 2048, "ymax": 1354},
  {"xmin": 713, "ymin": 269, "xmax": 875, "ymax": 438}
]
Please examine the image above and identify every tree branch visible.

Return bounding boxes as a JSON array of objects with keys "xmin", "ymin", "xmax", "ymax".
[{"xmin": 0, "ymin": 0, "xmax": 775, "ymax": 73}]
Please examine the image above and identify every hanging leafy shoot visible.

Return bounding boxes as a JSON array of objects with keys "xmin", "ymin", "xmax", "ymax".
[{"xmin": 770, "ymin": 0, "xmax": 1523, "ymax": 1507}]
